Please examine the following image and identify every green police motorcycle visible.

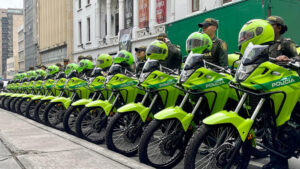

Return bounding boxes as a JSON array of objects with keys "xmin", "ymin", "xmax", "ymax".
[
  {"xmin": 138, "ymin": 54, "xmax": 238, "ymax": 169},
  {"xmin": 184, "ymin": 19, "xmax": 300, "ymax": 169},
  {"xmin": 33, "ymin": 65, "xmax": 66, "ymax": 123},
  {"xmin": 13, "ymin": 70, "xmax": 46, "ymax": 115},
  {"xmin": 1, "ymin": 73, "xmax": 27, "ymax": 110},
  {"xmin": 63, "ymin": 54, "xmax": 113, "ymax": 135},
  {"xmin": 75, "ymin": 52, "xmax": 143, "ymax": 144},
  {"xmin": 105, "ymin": 40, "xmax": 183, "ymax": 156},
  {"xmin": 7, "ymin": 72, "xmax": 35, "ymax": 113},
  {"xmin": 105, "ymin": 59, "xmax": 184, "ymax": 156},
  {"xmin": 43, "ymin": 61, "xmax": 91, "ymax": 130}
]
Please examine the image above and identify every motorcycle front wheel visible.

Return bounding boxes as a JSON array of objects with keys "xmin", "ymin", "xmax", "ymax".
[{"xmin": 184, "ymin": 124, "xmax": 251, "ymax": 169}]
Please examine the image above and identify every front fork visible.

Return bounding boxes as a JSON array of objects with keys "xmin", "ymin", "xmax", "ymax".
[{"xmin": 223, "ymin": 93, "xmax": 266, "ymax": 168}]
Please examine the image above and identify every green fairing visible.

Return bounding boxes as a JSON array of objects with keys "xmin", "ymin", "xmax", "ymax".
[
  {"xmin": 50, "ymin": 97, "xmax": 72, "ymax": 109},
  {"xmin": 86, "ymin": 100, "xmax": 113, "ymax": 116},
  {"xmin": 238, "ymin": 61, "xmax": 300, "ymax": 126},
  {"xmin": 154, "ymin": 107, "xmax": 194, "ymax": 132},
  {"xmin": 117, "ymin": 103, "xmax": 150, "ymax": 122},
  {"xmin": 20, "ymin": 94, "xmax": 35, "ymax": 98},
  {"xmin": 203, "ymin": 110, "xmax": 254, "ymax": 142},
  {"xmin": 297, "ymin": 47, "xmax": 300, "ymax": 55},
  {"xmin": 66, "ymin": 77, "xmax": 90, "ymax": 99},
  {"xmin": 141, "ymin": 70, "xmax": 178, "ymax": 89},
  {"xmin": 89, "ymin": 76, "xmax": 106, "ymax": 91},
  {"xmin": 71, "ymin": 98, "xmax": 93, "ymax": 106},
  {"xmin": 183, "ymin": 68, "xmax": 237, "ymax": 113}
]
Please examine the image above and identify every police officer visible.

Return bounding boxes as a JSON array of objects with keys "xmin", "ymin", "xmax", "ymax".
[
  {"xmin": 157, "ymin": 33, "xmax": 182, "ymax": 71},
  {"xmin": 77, "ymin": 55, "xmax": 85, "ymax": 63},
  {"xmin": 135, "ymin": 45, "xmax": 146, "ymax": 75},
  {"xmin": 267, "ymin": 16, "xmax": 298, "ymax": 62},
  {"xmin": 198, "ymin": 18, "xmax": 228, "ymax": 67},
  {"xmin": 86, "ymin": 55, "xmax": 93, "ymax": 61}
]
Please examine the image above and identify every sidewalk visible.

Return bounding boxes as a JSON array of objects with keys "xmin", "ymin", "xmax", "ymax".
[{"xmin": 0, "ymin": 109, "xmax": 152, "ymax": 169}]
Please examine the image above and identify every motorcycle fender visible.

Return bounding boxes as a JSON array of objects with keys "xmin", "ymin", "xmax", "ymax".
[
  {"xmin": 203, "ymin": 110, "xmax": 253, "ymax": 142},
  {"xmin": 71, "ymin": 99, "xmax": 92, "ymax": 106},
  {"xmin": 86, "ymin": 100, "xmax": 113, "ymax": 116},
  {"xmin": 117, "ymin": 103, "xmax": 150, "ymax": 122},
  {"xmin": 21, "ymin": 94, "xmax": 35, "ymax": 98},
  {"xmin": 32, "ymin": 95, "xmax": 44, "ymax": 100},
  {"xmin": 154, "ymin": 107, "xmax": 194, "ymax": 132},
  {"xmin": 50, "ymin": 97, "xmax": 71, "ymax": 109},
  {"xmin": 41, "ymin": 96, "xmax": 56, "ymax": 101},
  {"xmin": 12, "ymin": 94, "xmax": 24, "ymax": 97}
]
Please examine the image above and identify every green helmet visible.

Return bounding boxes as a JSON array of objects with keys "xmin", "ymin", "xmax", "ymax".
[
  {"xmin": 13, "ymin": 73, "xmax": 21, "ymax": 81},
  {"xmin": 46, "ymin": 65, "xmax": 60, "ymax": 75},
  {"xmin": 27, "ymin": 71, "xmax": 38, "ymax": 79},
  {"xmin": 35, "ymin": 69, "xmax": 46, "ymax": 77},
  {"xmin": 186, "ymin": 32, "xmax": 212, "ymax": 54},
  {"xmin": 113, "ymin": 50, "xmax": 134, "ymax": 66},
  {"xmin": 65, "ymin": 63, "xmax": 79, "ymax": 76},
  {"xmin": 146, "ymin": 40, "xmax": 168, "ymax": 60},
  {"xmin": 20, "ymin": 72, "xmax": 27, "ymax": 80},
  {"xmin": 77, "ymin": 59, "xmax": 94, "ymax": 73},
  {"xmin": 97, "ymin": 54, "xmax": 112, "ymax": 69},
  {"xmin": 238, "ymin": 19, "xmax": 274, "ymax": 54}
]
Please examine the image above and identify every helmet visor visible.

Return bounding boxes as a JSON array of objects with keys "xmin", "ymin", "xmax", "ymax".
[
  {"xmin": 186, "ymin": 39, "xmax": 205, "ymax": 52},
  {"xmin": 238, "ymin": 31, "xmax": 255, "ymax": 46},
  {"xmin": 97, "ymin": 59, "xmax": 104, "ymax": 66},
  {"xmin": 108, "ymin": 64, "xmax": 124, "ymax": 76},
  {"xmin": 146, "ymin": 45, "xmax": 166, "ymax": 56}
]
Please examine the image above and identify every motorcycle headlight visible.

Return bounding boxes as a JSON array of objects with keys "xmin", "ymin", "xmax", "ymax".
[
  {"xmin": 179, "ymin": 69, "xmax": 194, "ymax": 84},
  {"xmin": 235, "ymin": 64, "xmax": 258, "ymax": 82},
  {"xmin": 139, "ymin": 72, "xmax": 151, "ymax": 83}
]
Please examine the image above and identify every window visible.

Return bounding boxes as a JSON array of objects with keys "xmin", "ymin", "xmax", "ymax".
[
  {"xmin": 87, "ymin": 17, "xmax": 91, "ymax": 42},
  {"xmin": 87, "ymin": 0, "xmax": 90, "ymax": 5},
  {"xmin": 79, "ymin": 0, "xmax": 81, "ymax": 9},
  {"xmin": 192, "ymin": 0, "xmax": 199, "ymax": 12},
  {"xmin": 78, "ymin": 21, "xmax": 82, "ymax": 44}
]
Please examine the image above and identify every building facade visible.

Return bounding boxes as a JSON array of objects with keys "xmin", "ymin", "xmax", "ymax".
[
  {"xmin": 0, "ymin": 9, "xmax": 23, "ymax": 79},
  {"xmin": 24, "ymin": 0, "xmax": 39, "ymax": 71},
  {"xmin": 18, "ymin": 25, "xmax": 25, "ymax": 72},
  {"xmin": 72, "ymin": 0, "xmax": 237, "ymax": 62},
  {"xmin": 0, "ymin": 9, "xmax": 8, "ymax": 79},
  {"xmin": 38, "ymin": 0, "xmax": 74, "ymax": 65}
]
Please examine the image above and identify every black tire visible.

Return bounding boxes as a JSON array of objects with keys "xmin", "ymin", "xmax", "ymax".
[
  {"xmin": 138, "ymin": 119, "xmax": 189, "ymax": 169},
  {"xmin": 6, "ymin": 97, "xmax": 15, "ymax": 111},
  {"xmin": 0, "ymin": 96, "xmax": 5, "ymax": 108},
  {"xmin": 63, "ymin": 106, "xmax": 84, "ymax": 135},
  {"xmin": 251, "ymin": 144, "xmax": 269, "ymax": 159},
  {"xmin": 25, "ymin": 100, "xmax": 39, "ymax": 119},
  {"xmin": 34, "ymin": 100, "xmax": 49, "ymax": 123},
  {"xmin": 18, "ymin": 98, "xmax": 31, "ymax": 116},
  {"xmin": 9, "ymin": 97, "xmax": 18, "ymax": 112},
  {"xmin": 14, "ymin": 97, "xmax": 22, "ymax": 113},
  {"xmin": 106, "ymin": 112, "xmax": 145, "ymax": 156},
  {"xmin": 16, "ymin": 98, "xmax": 27, "ymax": 115},
  {"xmin": 75, "ymin": 107, "xmax": 107, "ymax": 144},
  {"xmin": 3, "ymin": 96, "xmax": 10, "ymax": 110},
  {"xmin": 184, "ymin": 124, "xmax": 251, "ymax": 169},
  {"xmin": 43, "ymin": 102, "xmax": 66, "ymax": 130}
]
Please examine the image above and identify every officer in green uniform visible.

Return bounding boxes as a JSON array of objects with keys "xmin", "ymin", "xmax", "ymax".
[
  {"xmin": 198, "ymin": 18, "xmax": 228, "ymax": 67},
  {"xmin": 267, "ymin": 16, "xmax": 298, "ymax": 61}
]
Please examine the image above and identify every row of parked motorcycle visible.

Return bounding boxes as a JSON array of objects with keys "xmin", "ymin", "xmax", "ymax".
[{"xmin": 1, "ymin": 42, "xmax": 300, "ymax": 168}]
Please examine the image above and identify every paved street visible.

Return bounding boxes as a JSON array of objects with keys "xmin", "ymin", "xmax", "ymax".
[
  {"xmin": 0, "ymin": 108, "xmax": 152, "ymax": 169},
  {"xmin": 0, "ymin": 108, "xmax": 299, "ymax": 169}
]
